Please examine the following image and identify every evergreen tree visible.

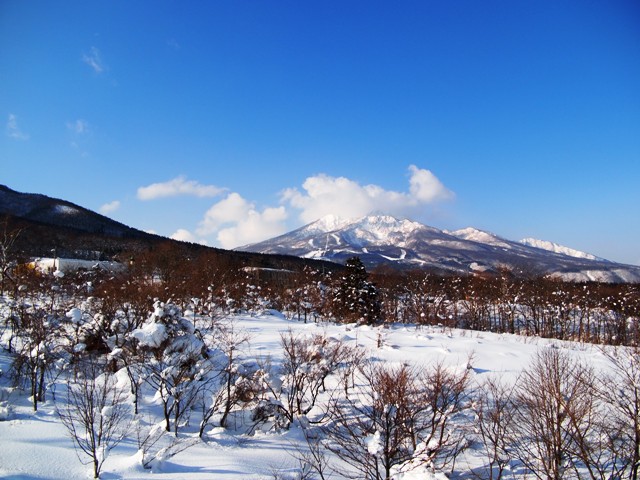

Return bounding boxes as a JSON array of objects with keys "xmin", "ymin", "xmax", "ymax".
[{"xmin": 335, "ymin": 257, "xmax": 380, "ymax": 324}]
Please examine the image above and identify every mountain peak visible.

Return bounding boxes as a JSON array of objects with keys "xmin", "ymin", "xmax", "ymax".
[
  {"xmin": 239, "ymin": 213, "xmax": 640, "ymax": 282},
  {"xmin": 447, "ymin": 227, "xmax": 511, "ymax": 248},
  {"xmin": 307, "ymin": 214, "xmax": 354, "ymax": 232}
]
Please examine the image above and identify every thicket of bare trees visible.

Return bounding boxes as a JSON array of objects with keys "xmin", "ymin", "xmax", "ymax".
[
  {"xmin": 472, "ymin": 347, "xmax": 640, "ymax": 480},
  {"xmin": 325, "ymin": 360, "xmax": 471, "ymax": 480}
]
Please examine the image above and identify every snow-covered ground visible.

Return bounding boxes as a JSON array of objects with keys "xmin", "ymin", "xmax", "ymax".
[{"xmin": 0, "ymin": 309, "xmax": 615, "ymax": 480}]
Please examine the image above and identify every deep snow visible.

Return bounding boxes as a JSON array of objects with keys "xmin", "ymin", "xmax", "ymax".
[{"xmin": 0, "ymin": 309, "xmax": 616, "ymax": 480}]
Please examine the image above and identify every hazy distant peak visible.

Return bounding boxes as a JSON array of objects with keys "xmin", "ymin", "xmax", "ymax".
[{"xmin": 520, "ymin": 238, "xmax": 604, "ymax": 261}]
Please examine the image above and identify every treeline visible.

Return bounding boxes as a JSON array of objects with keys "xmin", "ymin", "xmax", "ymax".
[
  {"xmin": 109, "ymin": 246, "xmax": 639, "ymax": 347},
  {"xmin": 372, "ymin": 268, "xmax": 640, "ymax": 346},
  {"xmin": 3, "ymin": 240, "xmax": 637, "ymax": 347}
]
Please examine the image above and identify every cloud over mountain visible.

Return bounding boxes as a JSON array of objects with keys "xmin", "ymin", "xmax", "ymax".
[
  {"xmin": 137, "ymin": 166, "xmax": 454, "ymax": 249},
  {"xmin": 196, "ymin": 192, "xmax": 288, "ymax": 248},
  {"xmin": 281, "ymin": 165, "xmax": 455, "ymax": 224}
]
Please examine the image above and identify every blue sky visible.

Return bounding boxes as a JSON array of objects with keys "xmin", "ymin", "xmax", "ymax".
[{"xmin": 2, "ymin": 1, "xmax": 639, "ymax": 265}]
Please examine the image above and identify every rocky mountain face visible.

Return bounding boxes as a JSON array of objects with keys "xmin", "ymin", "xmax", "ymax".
[{"xmin": 239, "ymin": 214, "xmax": 640, "ymax": 283}]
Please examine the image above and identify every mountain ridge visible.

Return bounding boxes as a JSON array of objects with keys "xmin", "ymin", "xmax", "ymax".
[
  {"xmin": 0, "ymin": 185, "xmax": 342, "ymax": 274},
  {"xmin": 239, "ymin": 214, "xmax": 640, "ymax": 283}
]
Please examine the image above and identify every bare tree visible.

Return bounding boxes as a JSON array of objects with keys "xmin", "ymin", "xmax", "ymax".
[
  {"xmin": 325, "ymin": 359, "xmax": 470, "ymax": 479},
  {"xmin": 599, "ymin": 346, "xmax": 640, "ymax": 480},
  {"xmin": 56, "ymin": 359, "xmax": 131, "ymax": 479},
  {"xmin": 214, "ymin": 320, "xmax": 251, "ymax": 429},
  {"xmin": 133, "ymin": 302, "xmax": 210, "ymax": 434},
  {"xmin": 279, "ymin": 330, "xmax": 353, "ymax": 426},
  {"xmin": 325, "ymin": 362, "xmax": 421, "ymax": 480},
  {"xmin": 198, "ymin": 319, "xmax": 254, "ymax": 436},
  {"xmin": 473, "ymin": 375, "xmax": 517, "ymax": 480},
  {"xmin": 0, "ymin": 217, "xmax": 22, "ymax": 294},
  {"xmin": 412, "ymin": 358, "xmax": 472, "ymax": 473},
  {"xmin": 11, "ymin": 307, "xmax": 60, "ymax": 411},
  {"xmin": 511, "ymin": 348, "xmax": 599, "ymax": 480}
]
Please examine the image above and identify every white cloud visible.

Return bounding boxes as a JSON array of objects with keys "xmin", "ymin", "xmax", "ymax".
[
  {"xmin": 197, "ymin": 193, "xmax": 288, "ymax": 249},
  {"xmin": 408, "ymin": 165, "xmax": 455, "ymax": 202},
  {"xmin": 137, "ymin": 176, "xmax": 225, "ymax": 200},
  {"xmin": 197, "ymin": 193, "xmax": 249, "ymax": 234},
  {"xmin": 82, "ymin": 47, "xmax": 106, "ymax": 73},
  {"xmin": 67, "ymin": 119, "xmax": 89, "ymax": 134},
  {"xmin": 6, "ymin": 114, "xmax": 29, "ymax": 140},
  {"xmin": 170, "ymin": 228, "xmax": 208, "ymax": 245},
  {"xmin": 281, "ymin": 165, "xmax": 455, "ymax": 224},
  {"xmin": 99, "ymin": 200, "xmax": 120, "ymax": 214}
]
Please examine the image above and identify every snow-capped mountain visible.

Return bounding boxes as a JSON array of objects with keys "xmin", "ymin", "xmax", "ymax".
[{"xmin": 239, "ymin": 215, "xmax": 640, "ymax": 283}]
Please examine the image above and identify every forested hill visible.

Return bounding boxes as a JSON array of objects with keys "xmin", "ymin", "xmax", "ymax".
[{"xmin": 0, "ymin": 184, "xmax": 340, "ymax": 273}]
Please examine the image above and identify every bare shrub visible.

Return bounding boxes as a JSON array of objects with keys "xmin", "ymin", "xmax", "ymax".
[
  {"xmin": 598, "ymin": 346, "xmax": 640, "ymax": 480},
  {"xmin": 511, "ymin": 348, "xmax": 599, "ymax": 480},
  {"xmin": 412, "ymin": 358, "xmax": 472, "ymax": 473},
  {"xmin": 473, "ymin": 375, "xmax": 517, "ymax": 480},
  {"xmin": 278, "ymin": 330, "xmax": 354, "ymax": 427},
  {"xmin": 325, "ymin": 362, "xmax": 420, "ymax": 479},
  {"xmin": 56, "ymin": 359, "xmax": 131, "ymax": 478},
  {"xmin": 325, "ymin": 359, "xmax": 471, "ymax": 479}
]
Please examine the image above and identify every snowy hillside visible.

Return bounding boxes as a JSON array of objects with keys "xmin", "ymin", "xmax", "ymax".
[{"xmin": 240, "ymin": 214, "xmax": 640, "ymax": 283}]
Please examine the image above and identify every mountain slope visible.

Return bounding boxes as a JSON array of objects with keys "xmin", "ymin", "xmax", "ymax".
[
  {"xmin": 0, "ymin": 184, "xmax": 149, "ymax": 239},
  {"xmin": 239, "ymin": 215, "xmax": 640, "ymax": 283},
  {"xmin": 0, "ymin": 185, "xmax": 341, "ymax": 274}
]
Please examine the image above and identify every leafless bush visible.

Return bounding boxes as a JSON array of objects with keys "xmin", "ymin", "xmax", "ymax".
[
  {"xmin": 206, "ymin": 320, "xmax": 251, "ymax": 430},
  {"xmin": 598, "ymin": 346, "xmax": 640, "ymax": 479},
  {"xmin": 11, "ymin": 307, "xmax": 60, "ymax": 411},
  {"xmin": 325, "ymin": 362, "xmax": 420, "ymax": 479},
  {"xmin": 473, "ymin": 375, "xmax": 517, "ymax": 480},
  {"xmin": 325, "ymin": 359, "xmax": 471, "ymax": 480},
  {"xmin": 278, "ymin": 330, "xmax": 354, "ymax": 426},
  {"xmin": 510, "ymin": 348, "xmax": 600, "ymax": 480},
  {"xmin": 413, "ymin": 358, "xmax": 472, "ymax": 473},
  {"xmin": 56, "ymin": 359, "xmax": 131, "ymax": 478}
]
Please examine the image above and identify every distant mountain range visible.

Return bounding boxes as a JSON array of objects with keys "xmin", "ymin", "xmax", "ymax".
[
  {"xmin": 238, "ymin": 214, "xmax": 640, "ymax": 283},
  {"xmin": 3, "ymin": 185, "xmax": 637, "ymax": 282}
]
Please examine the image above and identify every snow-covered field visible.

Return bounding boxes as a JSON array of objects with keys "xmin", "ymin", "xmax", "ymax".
[{"xmin": 0, "ymin": 308, "xmax": 616, "ymax": 480}]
